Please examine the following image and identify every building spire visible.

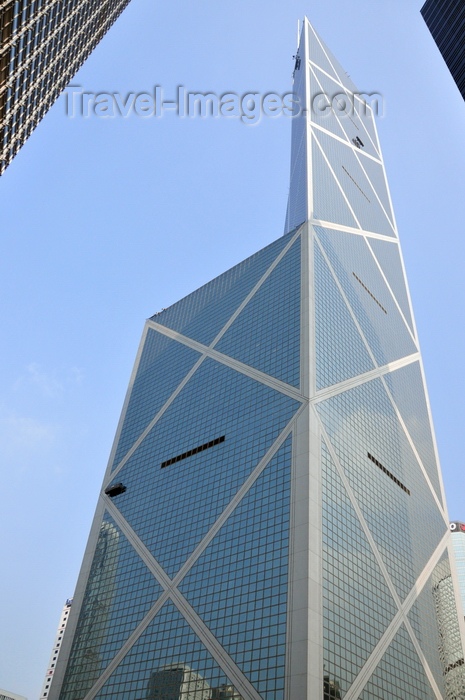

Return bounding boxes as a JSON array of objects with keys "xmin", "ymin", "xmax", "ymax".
[{"xmin": 285, "ymin": 18, "xmax": 390, "ymax": 238}]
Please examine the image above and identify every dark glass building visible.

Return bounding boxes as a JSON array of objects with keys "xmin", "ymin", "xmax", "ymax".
[
  {"xmin": 0, "ymin": 0, "xmax": 131, "ymax": 175},
  {"xmin": 48, "ymin": 17, "xmax": 465, "ymax": 700},
  {"xmin": 421, "ymin": 0, "xmax": 465, "ymax": 100}
]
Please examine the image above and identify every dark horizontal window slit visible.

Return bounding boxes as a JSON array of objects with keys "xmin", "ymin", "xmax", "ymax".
[
  {"xmin": 161, "ymin": 436, "xmax": 225, "ymax": 468},
  {"xmin": 353, "ymin": 272, "xmax": 387, "ymax": 314},
  {"xmin": 368, "ymin": 452, "xmax": 410, "ymax": 495}
]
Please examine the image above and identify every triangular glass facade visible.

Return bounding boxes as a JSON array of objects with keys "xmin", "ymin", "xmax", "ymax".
[{"xmin": 50, "ymin": 17, "xmax": 464, "ymax": 700}]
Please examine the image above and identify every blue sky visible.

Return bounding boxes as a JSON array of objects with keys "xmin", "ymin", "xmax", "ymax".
[{"xmin": 1, "ymin": 1, "xmax": 465, "ymax": 697}]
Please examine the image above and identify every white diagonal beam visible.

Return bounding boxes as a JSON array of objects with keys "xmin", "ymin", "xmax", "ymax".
[
  {"xmin": 314, "ymin": 234, "xmax": 380, "ymax": 370},
  {"xmin": 353, "ymin": 148, "xmax": 397, "ymax": 235},
  {"xmin": 313, "ymin": 353, "xmax": 419, "ymax": 405},
  {"xmin": 169, "ymin": 588, "xmax": 263, "ymax": 700},
  {"xmin": 365, "ymin": 236, "xmax": 417, "ymax": 344},
  {"xmin": 108, "ymin": 351, "xmax": 207, "ymax": 482},
  {"xmin": 310, "ymin": 218, "xmax": 396, "ymax": 242},
  {"xmin": 344, "ymin": 532, "xmax": 449, "ymax": 700},
  {"xmin": 318, "ymin": 416, "xmax": 405, "ymax": 612},
  {"xmin": 172, "ymin": 404, "xmax": 307, "ymax": 587},
  {"xmin": 311, "ymin": 130, "xmax": 362, "ymax": 230},
  {"xmin": 306, "ymin": 21, "xmax": 381, "ymax": 157},
  {"xmin": 403, "ymin": 614, "xmax": 443, "ymax": 700},
  {"xmin": 80, "ymin": 584, "xmax": 172, "ymax": 700},
  {"xmin": 314, "ymin": 233, "xmax": 443, "ymax": 516},
  {"xmin": 111, "ymin": 225, "xmax": 303, "ymax": 478},
  {"xmin": 310, "ymin": 120, "xmax": 382, "ymax": 166},
  {"xmin": 312, "ymin": 128, "xmax": 396, "ymax": 238},
  {"xmin": 380, "ymin": 372, "xmax": 447, "ymax": 523},
  {"xmin": 147, "ymin": 320, "xmax": 305, "ymax": 402},
  {"xmin": 318, "ymin": 410, "xmax": 448, "ymax": 699},
  {"xmin": 82, "ymin": 410, "xmax": 304, "ymax": 699},
  {"xmin": 209, "ymin": 225, "xmax": 302, "ymax": 349}
]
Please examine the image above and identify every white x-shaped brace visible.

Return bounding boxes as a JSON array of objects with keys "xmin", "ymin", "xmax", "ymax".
[
  {"xmin": 80, "ymin": 220, "xmax": 449, "ymax": 699},
  {"xmin": 82, "ymin": 400, "xmax": 449, "ymax": 700}
]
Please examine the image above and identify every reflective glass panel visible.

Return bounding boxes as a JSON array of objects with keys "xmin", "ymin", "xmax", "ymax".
[
  {"xmin": 179, "ymin": 436, "xmax": 292, "ymax": 700},
  {"xmin": 322, "ymin": 440, "xmax": 397, "ymax": 695},
  {"xmin": 384, "ymin": 361, "xmax": 443, "ymax": 504},
  {"xmin": 314, "ymin": 239, "xmax": 374, "ymax": 389},
  {"xmin": 93, "ymin": 600, "xmax": 244, "ymax": 700},
  {"xmin": 112, "ymin": 359, "xmax": 300, "ymax": 578},
  {"xmin": 153, "ymin": 232, "xmax": 294, "ymax": 346},
  {"xmin": 359, "ymin": 624, "xmax": 435, "ymax": 700},
  {"xmin": 367, "ymin": 237, "xmax": 414, "ymax": 334},
  {"xmin": 216, "ymin": 238, "xmax": 301, "ymax": 387},
  {"xmin": 112, "ymin": 331, "xmax": 202, "ymax": 469},
  {"xmin": 60, "ymin": 513, "xmax": 163, "ymax": 699},
  {"xmin": 316, "ymin": 226, "xmax": 417, "ymax": 367},
  {"xmin": 317, "ymin": 376, "xmax": 447, "ymax": 602}
]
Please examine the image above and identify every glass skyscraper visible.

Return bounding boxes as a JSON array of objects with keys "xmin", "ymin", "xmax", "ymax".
[
  {"xmin": 0, "ymin": 0, "xmax": 132, "ymax": 175},
  {"xmin": 48, "ymin": 17, "xmax": 465, "ymax": 700},
  {"xmin": 431, "ymin": 523, "xmax": 465, "ymax": 700},
  {"xmin": 450, "ymin": 523, "xmax": 465, "ymax": 621},
  {"xmin": 421, "ymin": 0, "xmax": 465, "ymax": 100}
]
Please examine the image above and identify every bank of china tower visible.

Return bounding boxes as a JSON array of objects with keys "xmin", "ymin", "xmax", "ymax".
[{"xmin": 49, "ymin": 18, "xmax": 465, "ymax": 700}]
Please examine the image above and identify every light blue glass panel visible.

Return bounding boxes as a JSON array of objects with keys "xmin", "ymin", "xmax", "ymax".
[
  {"xmin": 312, "ymin": 136, "xmax": 359, "ymax": 229},
  {"xmin": 307, "ymin": 22, "xmax": 340, "ymax": 82},
  {"xmin": 357, "ymin": 152, "xmax": 395, "ymax": 227},
  {"xmin": 356, "ymin": 105, "xmax": 379, "ymax": 158},
  {"xmin": 179, "ymin": 437, "xmax": 292, "ymax": 700},
  {"xmin": 60, "ymin": 512, "xmax": 163, "ymax": 700},
  {"xmin": 153, "ymin": 232, "xmax": 294, "ymax": 346},
  {"xmin": 359, "ymin": 624, "xmax": 435, "ymax": 700},
  {"xmin": 345, "ymin": 101, "xmax": 381, "ymax": 161},
  {"xmin": 309, "ymin": 67, "xmax": 348, "ymax": 142},
  {"xmin": 310, "ymin": 66, "xmax": 380, "ymax": 161},
  {"xmin": 216, "ymin": 238, "xmax": 301, "ymax": 387},
  {"xmin": 314, "ymin": 240, "xmax": 374, "ymax": 389},
  {"xmin": 337, "ymin": 103, "xmax": 381, "ymax": 163},
  {"xmin": 285, "ymin": 59, "xmax": 307, "ymax": 233},
  {"xmin": 93, "ymin": 600, "xmax": 242, "ymax": 700},
  {"xmin": 384, "ymin": 361, "xmax": 443, "ymax": 504},
  {"xmin": 316, "ymin": 227, "xmax": 418, "ymax": 367},
  {"xmin": 308, "ymin": 23, "xmax": 381, "ymax": 155},
  {"xmin": 112, "ymin": 331, "xmax": 202, "ymax": 469},
  {"xmin": 314, "ymin": 130, "xmax": 395, "ymax": 237},
  {"xmin": 311, "ymin": 26, "xmax": 359, "ymax": 94},
  {"xmin": 335, "ymin": 92, "xmax": 381, "ymax": 162},
  {"xmin": 317, "ymin": 377, "xmax": 447, "ymax": 602},
  {"xmin": 322, "ymin": 440, "xmax": 398, "ymax": 696},
  {"xmin": 113, "ymin": 359, "xmax": 300, "ymax": 578},
  {"xmin": 368, "ymin": 238, "xmax": 414, "ymax": 334}
]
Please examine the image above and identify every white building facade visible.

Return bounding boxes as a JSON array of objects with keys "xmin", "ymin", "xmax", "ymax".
[{"xmin": 40, "ymin": 599, "xmax": 73, "ymax": 698}]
